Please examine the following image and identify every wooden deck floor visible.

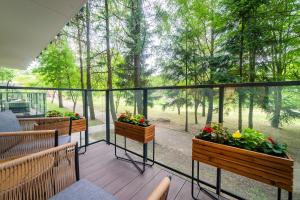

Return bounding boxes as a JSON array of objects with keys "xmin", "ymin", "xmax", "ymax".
[{"xmin": 79, "ymin": 142, "xmax": 217, "ymax": 200}]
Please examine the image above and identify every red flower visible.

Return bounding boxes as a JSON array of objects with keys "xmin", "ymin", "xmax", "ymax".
[
  {"xmin": 267, "ymin": 137, "xmax": 275, "ymax": 144},
  {"xmin": 139, "ymin": 118, "xmax": 145, "ymax": 123},
  {"xmin": 202, "ymin": 126, "xmax": 214, "ymax": 133},
  {"xmin": 75, "ymin": 113, "xmax": 79, "ymax": 117}
]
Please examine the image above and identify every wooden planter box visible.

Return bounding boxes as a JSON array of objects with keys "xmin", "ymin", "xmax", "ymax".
[
  {"xmin": 114, "ymin": 121, "xmax": 155, "ymax": 143},
  {"xmin": 71, "ymin": 118, "xmax": 86, "ymax": 133},
  {"xmin": 34, "ymin": 117, "xmax": 86, "ymax": 134},
  {"xmin": 192, "ymin": 138, "xmax": 294, "ymax": 192}
]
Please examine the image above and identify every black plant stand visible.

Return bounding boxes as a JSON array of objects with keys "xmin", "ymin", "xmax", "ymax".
[
  {"xmin": 192, "ymin": 160, "xmax": 223, "ymax": 200},
  {"xmin": 114, "ymin": 132, "xmax": 155, "ymax": 174}
]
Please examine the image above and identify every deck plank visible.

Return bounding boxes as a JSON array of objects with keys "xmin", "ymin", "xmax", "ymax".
[{"xmin": 79, "ymin": 142, "xmax": 222, "ymax": 200}]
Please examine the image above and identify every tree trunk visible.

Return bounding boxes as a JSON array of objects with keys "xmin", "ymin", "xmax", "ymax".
[
  {"xmin": 202, "ymin": 95, "xmax": 206, "ymax": 117},
  {"xmin": 206, "ymin": 89, "xmax": 213, "ymax": 124},
  {"xmin": 194, "ymin": 92, "xmax": 200, "ymax": 124},
  {"xmin": 85, "ymin": 1, "xmax": 95, "ymax": 120},
  {"xmin": 130, "ymin": 0, "xmax": 143, "ymax": 114},
  {"xmin": 177, "ymin": 105, "xmax": 181, "ymax": 115},
  {"xmin": 76, "ymin": 15, "xmax": 86, "ymax": 116},
  {"xmin": 51, "ymin": 91, "xmax": 56, "ymax": 103},
  {"xmin": 115, "ymin": 95, "xmax": 121, "ymax": 113},
  {"xmin": 272, "ymin": 87, "xmax": 282, "ymax": 128},
  {"xmin": 58, "ymin": 91, "xmax": 63, "ymax": 108},
  {"xmin": 262, "ymin": 87, "xmax": 270, "ymax": 110},
  {"xmin": 105, "ymin": 0, "xmax": 117, "ymax": 121},
  {"xmin": 248, "ymin": 16, "xmax": 257, "ymax": 129},
  {"xmin": 134, "ymin": 98, "xmax": 137, "ymax": 115},
  {"xmin": 194, "ymin": 104, "xmax": 198, "ymax": 124},
  {"xmin": 73, "ymin": 101, "xmax": 77, "ymax": 112},
  {"xmin": 238, "ymin": 17, "xmax": 245, "ymax": 131}
]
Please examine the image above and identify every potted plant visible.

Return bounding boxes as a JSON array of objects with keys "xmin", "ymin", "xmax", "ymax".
[
  {"xmin": 46, "ymin": 110, "xmax": 63, "ymax": 117},
  {"xmin": 64, "ymin": 112, "xmax": 86, "ymax": 133},
  {"xmin": 115, "ymin": 112, "xmax": 155, "ymax": 143},
  {"xmin": 192, "ymin": 123, "xmax": 294, "ymax": 192}
]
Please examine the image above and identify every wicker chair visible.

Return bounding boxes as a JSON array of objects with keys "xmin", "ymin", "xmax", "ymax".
[
  {"xmin": 0, "ymin": 142, "xmax": 79, "ymax": 200},
  {"xmin": 147, "ymin": 176, "xmax": 172, "ymax": 200},
  {"xmin": 0, "ymin": 117, "xmax": 72, "ymax": 163}
]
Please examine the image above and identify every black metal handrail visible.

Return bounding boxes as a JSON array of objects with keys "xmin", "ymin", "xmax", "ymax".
[{"xmin": 0, "ymin": 80, "xmax": 299, "ymax": 91}]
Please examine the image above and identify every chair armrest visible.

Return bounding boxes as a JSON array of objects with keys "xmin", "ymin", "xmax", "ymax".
[
  {"xmin": 0, "ymin": 130, "xmax": 58, "ymax": 162},
  {"xmin": 147, "ymin": 176, "xmax": 172, "ymax": 200}
]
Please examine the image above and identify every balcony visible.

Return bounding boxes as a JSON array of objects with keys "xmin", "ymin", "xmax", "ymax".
[{"xmin": 1, "ymin": 81, "xmax": 299, "ymax": 200}]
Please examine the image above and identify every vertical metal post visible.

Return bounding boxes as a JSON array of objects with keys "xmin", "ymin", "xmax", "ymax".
[
  {"xmin": 106, "ymin": 90, "xmax": 110, "ymax": 144},
  {"xmin": 216, "ymin": 168, "xmax": 221, "ymax": 195},
  {"xmin": 143, "ymin": 89, "xmax": 148, "ymax": 118},
  {"xmin": 288, "ymin": 192, "xmax": 292, "ymax": 200},
  {"xmin": 143, "ymin": 143, "xmax": 147, "ymax": 171},
  {"xmin": 54, "ymin": 130, "xmax": 58, "ymax": 147},
  {"xmin": 43, "ymin": 93, "xmax": 46, "ymax": 116},
  {"xmin": 0, "ymin": 92, "xmax": 2, "ymax": 111},
  {"xmin": 216, "ymin": 86, "xmax": 224, "ymax": 196},
  {"xmin": 69, "ymin": 118, "xmax": 73, "ymax": 136},
  {"xmin": 35, "ymin": 93, "xmax": 38, "ymax": 115},
  {"xmin": 191, "ymin": 160, "xmax": 195, "ymax": 198},
  {"xmin": 84, "ymin": 90, "xmax": 89, "ymax": 146},
  {"xmin": 75, "ymin": 142, "xmax": 80, "ymax": 181},
  {"xmin": 218, "ymin": 86, "xmax": 224, "ymax": 124},
  {"xmin": 277, "ymin": 188, "xmax": 281, "ymax": 200}
]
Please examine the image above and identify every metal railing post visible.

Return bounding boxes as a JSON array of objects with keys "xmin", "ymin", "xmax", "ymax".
[
  {"xmin": 219, "ymin": 86, "xmax": 224, "ymax": 124},
  {"xmin": 43, "ymin": 93, "xmax": 46, "ymax": 116},
  {"xmin": 143, "ymin": 89, "xmax": 148, "ymax": 118},
  {"xmin": 106, "ymin": 90, "xmax": 110, "ymax": 144},
  {"xmin": 216, "ymin": 86, "xmax": 225, "ymax": 196},
  {"xmin": 84, "ymin": 90, "xmax": 89, "ymax": 146}
]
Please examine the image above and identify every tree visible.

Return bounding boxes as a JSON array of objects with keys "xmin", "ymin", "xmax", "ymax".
[
  {"xmin": 85, "ymin": 0, "xmax": 96, "ymax": 120},
  {"xmin": 35, "ymin": 39, "xmax": 78, "ymax": 109},
  {"xmin": 105, "ymin": 0, "xmax": 117, "ymax": 121},
  {"xmin": 0, "ymin": 67, "xmax": 15, "ymax": 85}
]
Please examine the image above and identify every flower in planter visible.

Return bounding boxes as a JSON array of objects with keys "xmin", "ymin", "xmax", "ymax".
[
  {"xmin": 232, "ymin": 130, "xmax": 242, "ymax": 139},
  {"xmin": 117, "ymin": 111, "xmax": 150, "ymax": 127},
  {"xmin": 202, "ymin": 126, "xmax": 213, "ymax": 134},
  {"xmin": 65, "ymin": 112, "xmax": 81, "ymax": 120},
  {"xmin": 196, "ymin": 123, "xmax": 229, "ymax": 144},
  {"xmin": 139, "ymin": 117, "xmax": 145, "ymax": 124},
  {"xmin": 196, "ymin": 124, "xmax": 288, "ymax": 157},
  {"xmin": 46, "ymin": 110, "xmax": 63, "ymax": 117}
]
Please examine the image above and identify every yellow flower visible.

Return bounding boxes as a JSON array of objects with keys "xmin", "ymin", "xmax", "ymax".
[
  {"xmin": 232, "ymin": 130, "xmax": 242, "ymax": 139},
  {"xmin": 130, "ymin": 116, "xmax": 134, "ymax": 120}
]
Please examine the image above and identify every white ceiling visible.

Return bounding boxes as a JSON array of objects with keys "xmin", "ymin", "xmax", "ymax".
[{"xmin": 0, "ymin": 0, "xmax": 87, "ymax": 69}]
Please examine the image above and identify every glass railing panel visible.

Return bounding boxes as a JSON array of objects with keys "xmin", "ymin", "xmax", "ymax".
[
  {"xmin": 88, "ymin": 91, "xmax": 106, "ymax": 143},
  {"xmin": 222, "ymin": 86, "xmax": 300, "ymax": 199}
]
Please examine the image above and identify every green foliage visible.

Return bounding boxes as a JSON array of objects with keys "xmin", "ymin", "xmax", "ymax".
[
  {"xmin": 117, "ymin": 111, "xmax": 149, "ymax": 127},
  {"xmin": 46, "ymin": 110, "xmax": 63, "ymax": 117},
  {"xmin": 34, "ymin": 40, "xmax": 79, "ymax": 89},
  {"xmin": 196, "ymin": 124, "xmax": 288, "ymax": 157},
  {"xmin": 0, "ymin": 67, "xmax": 15, "ymax": 84},
  {"xmin": 229, "ymin": 128, "xmax": 266, "ymax": 150},
  {"xmin": 64, "ymin": 112, "xmax": 81, "ymax": 120}
]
